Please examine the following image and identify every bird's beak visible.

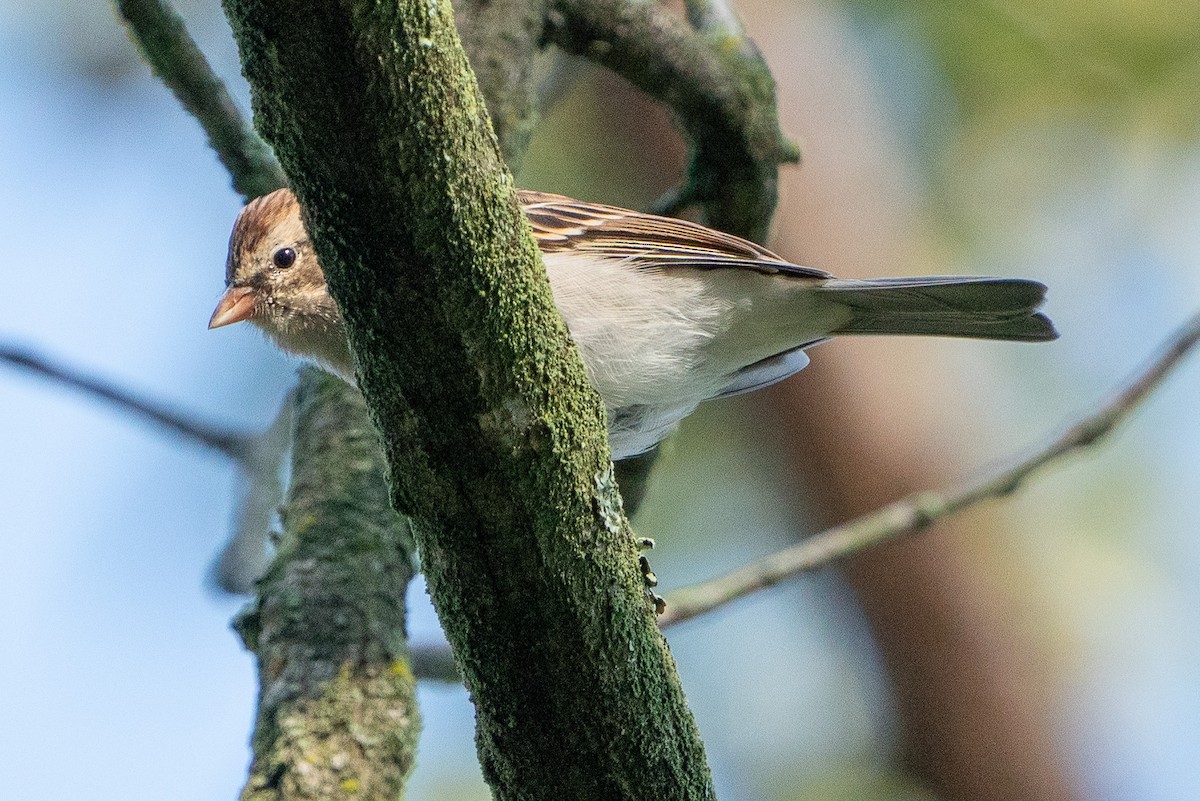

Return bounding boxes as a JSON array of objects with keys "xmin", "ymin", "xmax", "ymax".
[{"xmin": 208, "ymin": 286, "xmax": 257, "ymax": 329}]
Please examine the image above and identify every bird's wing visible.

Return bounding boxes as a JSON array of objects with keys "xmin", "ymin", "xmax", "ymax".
[{"xmin": 518, "ymin": 190, "xmax": 832, "ymax": 280}]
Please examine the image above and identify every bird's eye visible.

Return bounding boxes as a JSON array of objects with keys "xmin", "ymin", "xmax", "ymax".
[{"xmin": 271, "ymin": 246, "xmax": 297, "ymax": 269}]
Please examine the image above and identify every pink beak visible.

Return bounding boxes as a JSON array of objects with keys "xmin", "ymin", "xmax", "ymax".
[{"xmin": 208, "ymin": 286, "xmax": 257, "ymax": 329}]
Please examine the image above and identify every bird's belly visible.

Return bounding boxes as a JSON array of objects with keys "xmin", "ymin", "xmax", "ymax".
[
  {"xmin": 544, "ymin": 254, "xmax": 732, "ymax": 411},
  {"xmin": 543, "ymin": 253, "xmax": 843, "ymax": 455},
  {"xmin": 607, "ymin": 402, "xmax": 702, "ymax": 459}
]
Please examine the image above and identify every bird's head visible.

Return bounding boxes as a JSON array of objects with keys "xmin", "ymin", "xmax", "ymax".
[{"xmin": 209, "ymin": 188, "xmax": 352, "ymax": 378}]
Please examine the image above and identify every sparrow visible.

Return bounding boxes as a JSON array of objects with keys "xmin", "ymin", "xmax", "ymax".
[{"xmin": 210, "ymin": 188, "xmax": 1056, "ymax": 459}]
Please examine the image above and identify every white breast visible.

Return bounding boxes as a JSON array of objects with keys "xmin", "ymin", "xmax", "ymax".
[
  {"xmin": 544, "ymin": 253, "xmax": 736, "ymax": 407},
  {"xmin": 543, "ymin": 252, "xmax": 843, "ymax": 458}
]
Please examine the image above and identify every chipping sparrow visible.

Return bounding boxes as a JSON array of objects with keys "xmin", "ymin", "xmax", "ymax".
[{"xmin": 210, "ymin": 188, "xmax": 1056, "ymax": 458}]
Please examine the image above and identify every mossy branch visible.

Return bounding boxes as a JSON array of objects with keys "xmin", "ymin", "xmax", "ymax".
[
  {"xmin": 237, "ymin": 370, "xmax": 420, "ymax": 801},
  {"xmin": 115, "ymin": 3, "xmax": 423, "ymax": 798},
  {"xmin": 544, "ymin": 0, "xmax": 798, "ymax": 242},
  {"xmin": 115, "ymin": 0, "xmax": 286, "ymax": 197},
  {"xmin": 394, "ymin": 304, "xmax": 1200, "ymax": 682},
  {"xmin": 220, "ymin": 0, "xmax": 715, "ymax": 797}
]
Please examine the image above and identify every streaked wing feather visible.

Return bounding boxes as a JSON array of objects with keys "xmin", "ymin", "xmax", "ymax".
[{"xmin": 518, "ymin": 190, "xmax": 831, "ymax": 280}]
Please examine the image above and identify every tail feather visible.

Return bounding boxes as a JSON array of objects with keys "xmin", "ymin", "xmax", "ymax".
[{"xmin": 821, "ymin": 277, "xmax": 1058, "ymax": 342}]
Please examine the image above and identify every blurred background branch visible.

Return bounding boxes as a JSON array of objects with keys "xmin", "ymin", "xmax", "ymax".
[
  {"xmin": 453, "ymin": 0, "xmax": 548, "ymax": 171},
  {"xmin": 0, "ymin": 342, "xmax": 254, "ymax": 462},
  {"xmin": 544, "ymin": 0, "xmax": 797, "ymax": 242},
  {"xmin": 114, "ymin": 0, "xmax": 285, "ymax": 197},
  {"xmin": 660, "ymin": 308, "xmax": 1200, "ymax": 627},
  {"xmin": 0, "ymin": 340, "xmax": 466, "ymax": 682},
  {"xmin": 20, "ymin": 295, "xmax": 1194, "ymax": 676},
  {"xmin": 0, "ymin": 342, "xmax": 289, "ymax": 593}
]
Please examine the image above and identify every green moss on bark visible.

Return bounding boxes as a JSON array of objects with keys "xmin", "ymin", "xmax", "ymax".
[
  {"xmin": 222, "ymin": 0, "xmax": 715, "ymax": 798},
  {"xmin": 239, "ymin": 371, "xmax": 420, "ymax": 800},
  {"xmin": 116, "ymin": 5, "xmax": 424, "ymax": 798}
]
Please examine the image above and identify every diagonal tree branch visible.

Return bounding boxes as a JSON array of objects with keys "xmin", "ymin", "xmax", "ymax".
[
  {"xmin": 0, "ymin": 342, "xmax": 253, "ymax": 461},
  {"xmin": 220, "ymin": 0, "xmax": 715, "ymax": 798},
  {"xmin": 20, "ymin": 295, "xmax": 1194, "ymax": 668},
  {"xmin": 401, "ymin": 307, "xmax": 1200, "ymax": 676},
  {"xmin": 659, "ymin": 310, "xmax": 1200, "ymax": 628},
  {"xmin": 0, "ymin": 342, "xmax": 288, "ymax": 593},
  {"xmin": 115, "ymin": 0, "xmax": 286, "ymax": 198},
  {"xmin": 115, "ymin": 2, "xmax": 424, "ymax": 797}
]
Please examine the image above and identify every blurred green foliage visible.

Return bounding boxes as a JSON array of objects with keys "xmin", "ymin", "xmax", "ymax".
[
  {"xmin": 784, "ymin": 763, "xmax": 938, "ymax": 801},
  {"xmin": 851, "ymin": 0, "xmax": 1200, "ymax": 138}
]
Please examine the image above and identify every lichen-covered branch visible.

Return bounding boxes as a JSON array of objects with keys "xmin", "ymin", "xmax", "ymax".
[
  {"xmin": 455, "ymin": 0, "xmax": 548, "ymax": 167},
  {"xmin": 115, "ymin": 3, "xmax": 423, "ymax": 797},
  {"xmin": 115, "ymin": 0, "xmax": 286, "ymax": 198},
  {"xmin": 237, "ymin": 370, "xmax": 420, "ymax": 801},
  {"xmin": 220, "ymin": 0, "xmax": 715, "ymax": 797},
  {"xmin": 544, "ymin": 0, "xmax": 798, "ymax": 241},
  {"xmin": 659, "ymin": 310, "xmax": 1200, "ymax": 628}
]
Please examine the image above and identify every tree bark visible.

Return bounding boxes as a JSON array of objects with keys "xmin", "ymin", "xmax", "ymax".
[
  {"xmin": 221, "ymin": 1, "xmax": 716, "ymax": 798},
  {"xmin": 238, "ymin": 372, "xmax": 420, "ymax": 800},
  {"xmin": 116, "ymin": 5, "xmax": 427, "ymax": 797}
]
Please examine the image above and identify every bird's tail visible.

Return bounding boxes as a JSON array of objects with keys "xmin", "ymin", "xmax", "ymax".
[{"xmin": 820, "ymin": 276, "xmax": 1058, "ymax": 342}]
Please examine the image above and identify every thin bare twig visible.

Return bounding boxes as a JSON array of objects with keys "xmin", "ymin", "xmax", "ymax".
[
  {"xmin": 659, "ymin": 310, "xmax": 1200, "ymax": 628},
  {"xmin": 0, "ymin": 342, "xmax": 297, "ymax": 594},
  {"xmin": 0, "ymin": 343, "xmax": 252, "ymax": 462}
]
